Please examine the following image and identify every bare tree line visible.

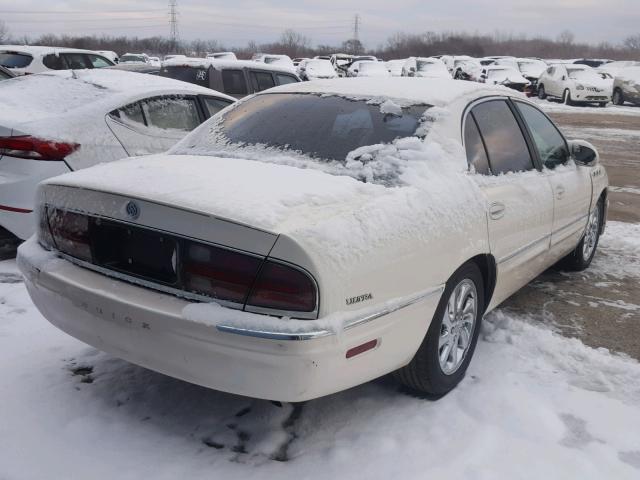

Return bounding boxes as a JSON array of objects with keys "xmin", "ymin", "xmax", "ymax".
[{"xmin": 1, "ymin": 20, "xmax": 639, "ymax": 60}]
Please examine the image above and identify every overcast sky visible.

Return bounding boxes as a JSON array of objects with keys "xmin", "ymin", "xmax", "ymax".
[{"xmin": 2, "ymin": 0, "xmax": 639, "ymax": 47}]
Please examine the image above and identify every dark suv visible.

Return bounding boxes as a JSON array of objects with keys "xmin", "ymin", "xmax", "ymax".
[{"xmin": 159, "ymin": 59, "xmax": 300, "ymax": 98}]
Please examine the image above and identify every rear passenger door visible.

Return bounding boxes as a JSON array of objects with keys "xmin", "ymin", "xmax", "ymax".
[
  {"xmin": 105, "ymin": 95, "xmax": 202, "ymax": 156},
  {"xmin": 513, "ymin": 101, "xmax": 592, "ymax": 258},
  {"xmin": 464, "ymin": 98, "xmax": 554, "ymax": 308}
]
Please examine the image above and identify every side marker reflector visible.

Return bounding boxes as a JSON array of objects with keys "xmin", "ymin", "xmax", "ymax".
[{"xmin": 346, "ymin": 339, "xmax": 378, "ymax": 359}]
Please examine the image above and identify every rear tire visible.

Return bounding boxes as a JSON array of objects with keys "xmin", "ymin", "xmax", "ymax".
[
  {"xmin": 395, "ymin": 262, "xmax": 485, "ymax": 398},
  {"xmin": 559, "ymin": 199, "xmax": 603, "ymax": 271},
  {"xmin": 538, "ymin": 84, "xmax": 547, "ymax": 100},
  {"xmin": 612, "ymin": 89, "xmax": 624, "ymax": 106}
]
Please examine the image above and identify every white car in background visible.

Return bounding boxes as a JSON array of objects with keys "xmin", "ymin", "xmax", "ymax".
[
  {"xmin": 206, "ymin": 52, "xmax": 238, "ymax": 61},
  {"xmin": 402, "ymin": 57, "xmax": 450, "ymax": 78},
  {"xmin": 0, "ymin": 69, "xmax": 234, "ymax": 240},
  {"xmin": 385, "ymin": 59, "xmax": 407, "ymax": 76},
  {"xmin": 480, "ymin": 66, "xmax": 530, "ymax": 92},
  {"xmin": 538, "ymin": 64, "xmax": 612, "ymax": 106},
  {"xmin": 19, "ymin": 78, "xmax": 607, "ymax": 402},
  {"xmin": 296, "ymin": 59, "xmax": 337, "ymax": 80},
  {"xmin": 148, "ymin": 56, "xmax": 162, "ymax": 67},
  {"xmin": 347, "ymin": 60, "xmax": 390, "ymax": 77},
  {"xmin": 515, "ymin": 58, "xmax": 548, "ymax": 91},
  {"xmin": 0, "ymin": 46, "xmax": 115, "ymax": 75},
  {"xmin": 96, "ymin": 50, "xmax": 119, "ymax": 64},
  {"xmin": 252, "ymin": 54, "xmax": 296, "ymax": 72},
  {"xmin": 119, "ymin": 53, "xmax": 150, "ymax": 64},
  {"xmin": 612, "ymin": 66, "xmax": 640, "ymax": 106},
  {"xmin": 598, "ymin": 60, "xmax": 640, "ymax": 77},
  {"xmin": 451, "ymin": 57, "xmax": 483, "ymax": 81}
]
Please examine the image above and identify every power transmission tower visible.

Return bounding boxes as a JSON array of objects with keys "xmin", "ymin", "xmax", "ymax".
[
  {"xmin": 169, "ymin": 0, "xmax": 179, "ymax": 51},
  {"xmin": 353, "ymin": 14, "xmax": 360, "ymax": 42}
]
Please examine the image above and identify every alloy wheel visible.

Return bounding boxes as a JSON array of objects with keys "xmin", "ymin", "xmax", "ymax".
[
  {"xmin": 438, "ymin": 279, "xmax": 478, "ymax": 375},
  {"xmin": 582, "ymin": 207, "xmax": 600, "ymax": 260}
]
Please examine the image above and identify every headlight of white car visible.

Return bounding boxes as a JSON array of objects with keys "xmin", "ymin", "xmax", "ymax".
[{"xmin": 575, "ymin": 84, "xmax": 585, "ymax": 90}]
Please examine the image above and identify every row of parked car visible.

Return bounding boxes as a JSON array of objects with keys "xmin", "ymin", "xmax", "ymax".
[{"xmin": 3, "ymin": 45, "xmax": 640, "ymax": 107}]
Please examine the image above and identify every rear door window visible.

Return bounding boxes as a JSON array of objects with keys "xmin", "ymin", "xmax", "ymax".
[
  {"xmin": 514, "ymin": 101, "xmax": 569, "ymax": 169},
  {"xmin": 201, "ymin": 96, "xmax": 234, "ymax": 117},
  {"xmin": 87, "ymin": 54, "xmax": 113, "ymax": 68},
  {"xmin": 471, "ymin": 100, "xmax": 534, "ymax": 175},
  {"xmin": 0, "ymin": 52, "xmax": 33, "ymax": 68},
  {"xmin": 109, "ymin": 102, "xmax": 146, "ymax": 127},
  {"xmin": 43, "ymin": 54, "xmax": 66, "ymax": 70},
  {"xmin": 221, "ymin": 69, "xmax": 248, "ymax": 95},
  {"xmin": 275, "ymin": 74, "xmax": 298, "ymax": 85},
  {"xmin": 463, "ymin": 115, "xmax": 491, "ymax": 175},
  {"xmin": 141, "ymin": 96, "xmax": 200, "ymax": 132},
  {"xmin": 62, "ymin": 53, "xmax": 91, "ymax": 69},
  {"xmin": 249, "ymin": 71, "xmax": 276, "ymax": 92}
]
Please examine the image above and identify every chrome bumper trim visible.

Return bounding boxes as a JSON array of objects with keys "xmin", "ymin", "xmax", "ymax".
[{"xmin": 216, "ymin": 285, "xmax": 445, "ymax": 341}]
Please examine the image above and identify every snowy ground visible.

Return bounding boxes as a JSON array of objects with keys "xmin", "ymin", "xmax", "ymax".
[
  {"xmin": 1, "ymin": 222, "xmax": 640, "ymax": 479},
  {"xmin": 532, "ymin": 97, "xmax": 640, "ymax": 117}
]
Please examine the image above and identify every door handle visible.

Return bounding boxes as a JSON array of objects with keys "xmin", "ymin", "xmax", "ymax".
[
  {"xmin": 556, "ymin": 185, "xmax": 566, "ymax": 199},
  {"xmin": 489, "ymin": 201, "xmax": 506, "ymax": 220}
]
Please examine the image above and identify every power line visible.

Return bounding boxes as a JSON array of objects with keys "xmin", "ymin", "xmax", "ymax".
[{"xmin": 0, "ymin": 9, "xmax": 165, "ymax": 14}]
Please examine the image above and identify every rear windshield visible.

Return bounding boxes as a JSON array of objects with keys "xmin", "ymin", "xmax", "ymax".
[
  {"xmin": 160, "ymin": 65, "xmax": 210, "ymax": 87},
  {"xmin": 177, "ymin": 93, "xmax": 430, "ymax": 163},
  {"xmin": 120, "ymin": 55, "xmax": 146, "ymax": 63},
  {"xmin": 0, "ymin": 52, "xmax": 33, "ymax": 68}
]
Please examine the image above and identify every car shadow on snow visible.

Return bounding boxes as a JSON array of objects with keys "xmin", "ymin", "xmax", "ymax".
[{"xmin": 64, "ymin": 348, "xmax": 409, "ymax": 463}]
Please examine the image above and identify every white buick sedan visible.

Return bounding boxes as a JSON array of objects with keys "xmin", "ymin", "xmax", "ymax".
[{"xmin": 18, "ymin": 78, "xmax": 608, "ymax": 402}]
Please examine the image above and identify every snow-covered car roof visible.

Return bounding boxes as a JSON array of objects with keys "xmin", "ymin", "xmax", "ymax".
[
  {"xmin": 263, "ymin": 77, "xmax": 519, "ymax": 106},
  {"xmin": 0, "ymin": 45, "xmax": 105, "ymax": 56},
  {"xmin": 161, "ymin": 57, "xmax": 295, "ymax": 74},
  {"xmin": 0, "ymin": 69, "xmax": 232, "ymax": 128}
]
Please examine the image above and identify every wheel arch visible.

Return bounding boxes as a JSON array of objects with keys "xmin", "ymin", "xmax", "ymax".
[{"xmin": 467, "ymin": 254, "xmax": 497, "ymax": 313}]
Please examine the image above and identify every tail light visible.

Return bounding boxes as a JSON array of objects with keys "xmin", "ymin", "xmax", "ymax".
[
  {"xmin": 0, "ymin": 136, "xmax": 79, "ymax": 160},
  {"xmin": 246, "ymin": 261, "xmax": 316, "ymax": 313},
  {"xmin": 183, "ymin": 242, "xmax": 263, "ymax": 304},
  {"xmin": 39, "ymin": 208, "xmax": 318, "ymax": 316},
  {"xmin": 46, "ymin": 208, "xmax": 91, "ymax": 262}
]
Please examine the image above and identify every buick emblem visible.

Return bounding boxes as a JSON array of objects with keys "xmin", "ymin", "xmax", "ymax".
[{"xmin": 125, "ymin": 201, "xmax": 140, "ymax": 220}]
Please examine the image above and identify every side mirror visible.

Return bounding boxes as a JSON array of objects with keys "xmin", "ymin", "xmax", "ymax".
[
  {"xmin": 409, "ymin": 66, "xmax": 416, "ymax": 72},
  {"xmin": 569, "ymin": 140, "xmax": 598, "ymax": 166},
  {"xmin": 353, "ymin": 69, "xmax": 358, "ymax": 73},
  {"xmin": 561, "ymin": 75, "xmax": 566, "ymax": 81}
]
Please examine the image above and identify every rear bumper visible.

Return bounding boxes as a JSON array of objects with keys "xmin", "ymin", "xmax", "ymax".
[
  {"xmin": 0, "ymin": 156, "xmax": 70, "ymax": 239},
  {"xmin": 18, "ymin": 240, "xmax": 443, "ymax": 402}
]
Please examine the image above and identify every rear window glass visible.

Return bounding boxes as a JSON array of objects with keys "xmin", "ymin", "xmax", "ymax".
[
  {"xmin": 0, "ymin": 52, "xmax": 33, "ymax": 68},
  {"xmin": 182, "ymin": 93, "xmax": 430, "ymax": 163},
  {"xmin": 87, "ymin": 55, "xmax": 113, "ymax": 68},
  {"xmin": 43, "ymin": 54, "xmax": 66, "ymax": 70},
  {"xmin": 142, "ymin": 97, "xmax": 200, "ymax": 132},
  {"xmin": 161, "ymin": 66, "xmax": 209, "ymax": 87},
  {"xmin": 250, "ymin": 71, "xmax": 275, "ymax": 92},
  {"xmin": 63, "ymin": 53, "xmax": 90, "ymax": 69},
  {"xmin": 275, "ymin": 74, "xmax": 298, "ymax": 85},
  {"xmin": 202, "ymin": 96, "xmax": 233, "ymax": 117},
  {"xmin": 221, "ymin": 69, "xmax": 247, "ymax": 95},
  {"xmin": 109, "ymin": 102, "xmax": 145, "ymax": 127}
]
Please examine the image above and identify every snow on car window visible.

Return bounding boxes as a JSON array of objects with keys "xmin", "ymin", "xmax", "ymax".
[
  {"xmin": 171, "ymin": 93, "xmax": 431, "ymax": 186},
  {"xmin": 142, "ymin": 97, "xmax": 200, "ymax": 132}
]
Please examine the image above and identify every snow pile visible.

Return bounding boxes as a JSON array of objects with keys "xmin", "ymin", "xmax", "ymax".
[{"xmin": 2, "ymin": 230, "xmax": 640, "ymax": 478}]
